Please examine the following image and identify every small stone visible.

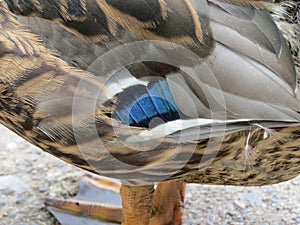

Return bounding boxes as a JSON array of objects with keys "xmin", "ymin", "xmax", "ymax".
[
  {"xmin": 28, "ymin": 155, "xmax": 38, "ymax": 162},
  {"xmin": 208, "ymin": 214, "xmax": 215, "ymax": 223},
  {"xmin": 282, "ymin": 217, "xmax": 289, "ymax": 222},
  {"xmin": 30, "ymin": 222, "xmax": 39, "ymax": 225},
  {"xmin": 34, "ymin": 148, "xmax": 43, "ymax": 155},
  {"xmin": 0, "ymin": 202, "xmax": 5, "ymax": 208},
  {"xmin": 0, "ymin": 175, "xmax": 30, "ymax": 193},
  {"xmin": 8, "ymin": 214, "xmax": 16, "ymax": 219},
  {"xmin": 17, "ymin": 167, "xmax": 33, "ymax": 173},
  {"xmin": 234, "ymin": 200, "xmax": 246, "ymax": 209},
  {"xmin": 16, "ymin": 194, "xmax": 25, "ymax": 204},
  {"xmin": 242, "ymin": 193, "xmax": 262, "ymax": 205},
  {"xmin": 265, "ymin": 187, "xmax": 273, "ymax": 194},
  {"xmin": 1, "ymin": 188, "xmax": 15, "ymax": 195},
  {"xmin": 243, "ymin": 208, "xmax": 252, "ymax": 216},
  {"xmin": 56, "ymin": 161, "xmax": 65, "ymax": 168},
  {"xmin": 38, "ymin": 187, "xmax": 48, "ymax": 193}
]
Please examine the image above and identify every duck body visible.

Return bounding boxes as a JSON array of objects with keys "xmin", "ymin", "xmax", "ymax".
[
  {"xmin": 1, "ymin": 1, "xmax": 300, "ymax": 185},
  {"xmin": 1, "ymin": 1, "xmax": 300, "ymax": 224}
]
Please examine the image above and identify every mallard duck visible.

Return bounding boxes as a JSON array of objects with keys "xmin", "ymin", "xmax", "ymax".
[{"xmin": 1, "ymin": 0, "xmax": 300, "ymax": 224}]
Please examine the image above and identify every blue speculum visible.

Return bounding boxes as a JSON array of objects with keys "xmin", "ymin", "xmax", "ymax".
[{"xmin": 114, "ymin": 79, "xmax": 181, "ymax": 128}]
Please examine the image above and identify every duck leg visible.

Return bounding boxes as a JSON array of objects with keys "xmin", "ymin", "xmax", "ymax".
[
  {"xmin": 121, "ymin": 181, "xmax": 186, "ymax": 225},
  {"xmin": 120, "ymin": 184, "xmax": 155, "ymax": 225},
  {"xmin": 150, "ymin": 181, "xmax": 186, "ymax": 225}
]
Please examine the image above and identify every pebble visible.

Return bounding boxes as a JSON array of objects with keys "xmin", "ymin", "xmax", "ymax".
[
  {"xmin": 16, "ymin": 194, "xmax": 25, "ymax": 204},
  {"xmin": 56, "ymin": 161, "xmax": 65, "ymax": 168},
  {"xmin": 243, "ymin": 208, "xmax": 252, "ymax": 216},
  {"xmin": 38, "ymin": 187, "xmax": 48, "ymax": 193},
  {"xmin": 0, "ymin": 201, "xmax": 6, "ymax": 208},
  {"xmin": 265, "ymin": 187, "xmax": 273, "ymax": 194},
  {"xmin": 241, "ymin": 193, "xmax": 262, "ymax": 205},
  {"xmin": 17, "ymin": 167, "xmax": 34, "ymax": 173},
  {"xmin": 0, "ymin": 175, "xmax": 30, "ymax": 194},
  {"xmin": 234, "ymin": 200, "xmax": 246, "ymax": 209},
  {"xmin": 282, "ymin": 217, "xmax": 289, "ymax": 222},
  {"xmin": 35, "ymin": 148, "xmax": 43, "ymax": 155}
]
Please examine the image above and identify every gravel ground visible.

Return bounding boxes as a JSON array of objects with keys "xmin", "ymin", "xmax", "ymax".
[{"xmin": 1, "ymin": 124, "xmax": 300, "ymax": 225}]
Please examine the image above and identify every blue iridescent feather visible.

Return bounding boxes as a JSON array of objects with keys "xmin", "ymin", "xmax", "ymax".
[{"xmin": 114, "ymin": 79, "xmax": 182, "ymax": 128}]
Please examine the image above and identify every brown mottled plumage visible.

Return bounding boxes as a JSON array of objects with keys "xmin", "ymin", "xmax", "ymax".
[{"xmin": 0, "ymin": 1, "xmax": 300, "ymax": 224}]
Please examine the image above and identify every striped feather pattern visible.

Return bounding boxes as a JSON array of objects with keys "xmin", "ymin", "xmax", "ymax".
[
  {"xmin": 1, "ymin": 0, "xmax": 300, "ymax": 186},
  {"xmin": 7, "ymin": 0, "xmax": 215, "ymax": 55}
]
